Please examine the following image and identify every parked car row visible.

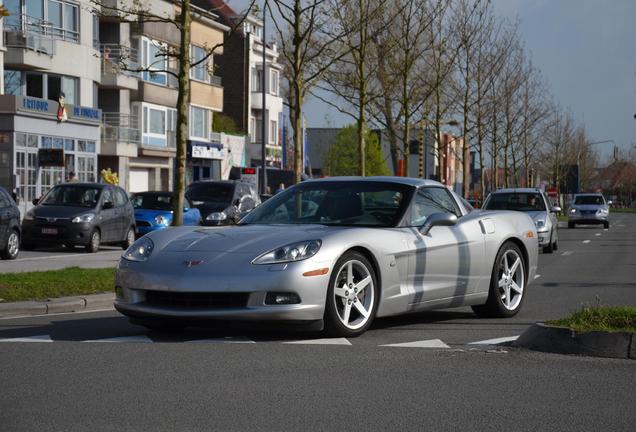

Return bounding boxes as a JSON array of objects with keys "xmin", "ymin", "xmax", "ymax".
[{"xmin": 0, "ymin": 179, "xmax": 262, "ymax": 260}]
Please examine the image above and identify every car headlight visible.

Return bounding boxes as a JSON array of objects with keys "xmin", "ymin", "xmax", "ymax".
[
  {"xmin": 24, "ymin": 209, "xmax": 35, "ymax": 221},
  {"xmin": 569, "ymin": 208, "xmax": 577, "ymax": 214},
  {"xmin": 154, "ymin": 215, "xmax": 169, "ymax": 225},
  {"xmin": 535, "ymin": 220, "xmax": 545, "ymax": 228},
  {"xmin": 206, "ymin": 211, "xmax": 227, "ymax": 221},
  {"xmin": 252, "ymin": 240, "xmax": 322, "ymax": 265},
  {"xmin": 122, "ymin": 237, "xmax": 154, "ymax": 262},
  {"xmin": 596, "ymin": 208, "xmax": 608, "ymax": 215},
  {"xmin": 72, "ymin": 213, "xmax": 95, "ymax": 223}
]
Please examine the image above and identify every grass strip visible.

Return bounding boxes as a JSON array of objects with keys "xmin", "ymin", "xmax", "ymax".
[
  {"xmin": 610, "ymin": 208, "xmax": 636, "ymax": 213},
  {"xmin": 547, "ymin": 306, "xmax": 636, "ymax": 333},
  {"xmin": 0, "ymin": 267, "xmax": 115, "ymax": 302}
]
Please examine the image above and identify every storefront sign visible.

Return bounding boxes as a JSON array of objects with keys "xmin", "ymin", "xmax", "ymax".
[
  {"xmin": 15, "ymin": 96, "xmax": 101, "ymax": 125},
  {"xmin": 22, "ymin": 97, "xmax": 50, "ymax": 112},
  {"xmin": 191, "ymin": 144, "xmax": 225, "ymax": 160},
  {"xmin": 72, "ymin": 106, "xmax": 100, "ymax": 120}
]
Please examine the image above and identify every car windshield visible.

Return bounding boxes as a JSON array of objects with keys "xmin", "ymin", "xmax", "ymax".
[
  {"xmin": 186, "ymin": 183, "xmax": 234, "ymax": 204},
  {"xmin": 240, "ymin": 181, "xmax": 413, "ymax": 227},
  {"xmin": 484, "ymin": 192, "xmax": 546, "ymax": 212},
  {"xmin": 40, "ymin": 185, "xmax": 101, "ymax": 207},
  {"xmin": 132, "ymin": 194, "xmax": 173, "ymax": 211},
  {"xmin": 574, "ymin": 195, "xmax": 604, "ymax": 205}
]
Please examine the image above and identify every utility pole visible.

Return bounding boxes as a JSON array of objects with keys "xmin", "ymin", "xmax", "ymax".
[{"xmin": 260, "ymin": 0, "xmax": 268, "ymax": 195}]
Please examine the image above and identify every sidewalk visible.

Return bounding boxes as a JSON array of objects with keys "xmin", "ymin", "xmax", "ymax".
[{"xmin": 0, "ymin": 293, "xmax": 115, "ymax": 318}]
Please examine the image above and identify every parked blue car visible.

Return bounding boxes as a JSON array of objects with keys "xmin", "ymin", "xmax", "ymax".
[{"xmin": 131, "ymin": 192, "xmax": 201, "ymax": 236}]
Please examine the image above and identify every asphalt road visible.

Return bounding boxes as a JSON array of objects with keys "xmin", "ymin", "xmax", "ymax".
[
  {"xmin": 1, "ymin": 214, "xmax": 635, "ymax": 431},
  {"xmin": 0, "ymin": 245, "xmax": 122, "ymax": 273}
]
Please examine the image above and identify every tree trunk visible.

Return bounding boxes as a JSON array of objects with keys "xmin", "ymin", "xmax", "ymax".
[{"xmin": 172, "ymin": 0, "xmax": 192, "ymax": 226}]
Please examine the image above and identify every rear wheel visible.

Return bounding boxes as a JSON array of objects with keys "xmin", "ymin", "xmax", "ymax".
[
  {"xmin": 86, "ymin": 230, "xmax": 100, "ymax": 253},
  {"xmin": 121, "ymin": 227, "xmax": 135, "ymax": 250},
  {"xmin": 1, "ymin": 230, "xmax": 20, "ymax": 260},
  {"xmin": 472, "ymin": 241, "xmax": 526, "ymax": 318},
  {"xmin": 324, "ymin": 251, "xmax": 378, "ymax": 337}
]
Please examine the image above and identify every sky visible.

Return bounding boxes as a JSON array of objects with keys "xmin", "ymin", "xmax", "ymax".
[{"xmin": 230, "ymin": 0, "xmax": 636, "ymax": 160}]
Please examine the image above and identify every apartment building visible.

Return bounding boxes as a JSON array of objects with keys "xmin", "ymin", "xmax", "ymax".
[
  {"xmin": 0, "ymin": 0, "xmax": 101, "ymax": 212},
  {"xmin": 98, "ymin": 0, "xmax": 228, "ymax": 192},
  {"xmin": 202, "ymin": 0, "xmax": 284, "ymax": 167}
]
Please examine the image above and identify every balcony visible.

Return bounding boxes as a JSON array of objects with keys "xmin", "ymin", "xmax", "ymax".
[
  {"xmin": 100, "ymin": 44, "xmax": 140, "ymax": 90},
  {"xmin": 101, "ymin": 112, "xmax": 140, "ymax": 157},
  {"xmin": 3, "ymin": 15, "xmax": 56, "ymax": 69}
]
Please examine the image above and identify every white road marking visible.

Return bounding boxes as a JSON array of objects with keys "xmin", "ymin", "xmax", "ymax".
[
  {"xmin": 582, "ymin": 240, "xmax": 591, "ymax": 244},
  {"xmin": 561, "ymin": 251, "xmax": 573, "ymax": 256},
  {"xmin": 604, "ymin": 229, "xmax": 609, "ymax": 231},
  {"xmin": 534, "ymin": 274, "xmax": 541, "ymax": 280},
  {"xmin": 468, "ymin": 336, "xmax": 519, "ymax": 345},
  {"xmin": 0, "ymin": 334, "xmax": 53, "ymax": 343},
  {"xmin": 190, "ymin": 337, "xmax": 255, "ymax": 344},
  {"xmin": 380, "ymin": 339, "xmax": 450, "ymax": 349},
  {"xmin": 283, "ymin": 338, "xmax": 352, "ymax": 345},
  {"xmin": 595, "ymin": 233, "xmax": 601, "ymax": 236},
  {"xmin": 83, "ymin": 335, "xmax": 153, "ymax": 343}
]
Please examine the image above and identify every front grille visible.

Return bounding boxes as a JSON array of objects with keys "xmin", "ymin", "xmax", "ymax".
[
  {"xmin": 144, "ymin": 290, "xmax": 249, "ymax": 309},
  {"xmin": 136, "ymin": 220, "xmax": 151, "ymax": 227}
]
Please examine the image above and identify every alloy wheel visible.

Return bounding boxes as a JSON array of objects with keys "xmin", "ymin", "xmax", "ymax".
[
  {"xmin": 497, "ymin": 249, "xmax": 524, "ymax": 311},
  {"xmin": 333, "ymin": 260, "xmax": 375, "ymax": 330},
  {"xmin": 7, "ymin": 232, "xmax": 19, "ymax": 258}
]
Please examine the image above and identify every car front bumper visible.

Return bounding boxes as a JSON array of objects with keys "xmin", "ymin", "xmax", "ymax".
[
  {"xmin": 569, "ymin": 212, "xmax": 608, "ymax": 224},
  {"xmin": 536, "ymin": 229, "xmax": 550, "ymax": 246},
  {"xmin": 114, "ymin": 254, "xmax": 331, "ymax": 322},
  {"xmin": 22, "ymin": 220, "xmax": 93, "ymax": 246}
]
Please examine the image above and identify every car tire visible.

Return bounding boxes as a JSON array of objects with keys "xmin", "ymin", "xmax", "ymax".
[
  {"xmin": 86, "ymin": 230, "xmax": 100, "ymax": 253},
  {"xmin": 324, "ymin": 251, "xmax": 378, "ymax": 337},
  {"xmin": 552, "ymin": 231, "xmax": 558, "ymax": 251},
  {"xmin": 1, "ymin": 229, "xmax": 20, "ymax": 260},
  {"xmin": 472, "ymin": 241, "xmax": 526, "ymax": 318},
  {"xmin": 121, "ymin": 227, "xmax": 135, "ymax": 250},
  {"xmin": 568, "ymin": 222, "xmax": 575, "ymax": 229},
  {"xmin": 603, "ymin": 221, "xmax": 610, "ymax": 229}
]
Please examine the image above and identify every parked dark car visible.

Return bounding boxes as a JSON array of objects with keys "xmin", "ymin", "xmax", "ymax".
[
  {"xmin": 0, "ymin": 186, "xmax": 21, "ymax": 260},
  {"xmin": 185, "ymin": 180, "xmax": 260, "ymax": 226},
  {"xmin": 22, "ymin": 183, "xmax": 136, "ymax": 253}
]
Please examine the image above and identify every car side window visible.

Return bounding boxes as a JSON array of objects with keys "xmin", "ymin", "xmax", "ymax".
[
  {"xmin": 102, "ymin": 189, "xmax": 113, "ymax": 206},
  {"xmin": 409, "ymin": 187, "xmax": 461, "ymax": 226},
  {"xmin": 113, "ymin": 189, "xmax": 125, "ymax": 207},
  {"xmin": 0, "ymin": 191, "xmax": 9, "ymax": 208}
]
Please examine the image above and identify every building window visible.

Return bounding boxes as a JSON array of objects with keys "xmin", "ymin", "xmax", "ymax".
[
  {"xmin": 252, "ymin": 68, "xmax": 263, "ymax": 92},
  {"xmin": 4, "ymin": 70, "xmax": 22, "ymax": 96},
  {"xmin": 269, "ymin": 120, "xmax": 277, "ymax": 145},
  {"xmin": 141, "ymin": 37, "xmax": 168, "ymax": 86},
  {"xmin": 22, "ymin": 71, "xmax": 78, "ymax": 104},
  {"xmin": 270, "ymin": 69, "xmax": 279, "ymax": 96},
  {"xmin": 190, "ymin": 106, "xmax": 210, "ymax": 141},
  {"xmin": 250, "ymin": 116, "xmax": 263, "ymax": 143},
  {"xmin": 136, "ymin": 102, "xmax": 168, "ymax": 147},
  {"xmin": 190, "ymin": 45, "xmax": 210, "ymax": 83},
  {"xmin": 18, "ymin": 0, "xmax": 80, "ymax": 43}
]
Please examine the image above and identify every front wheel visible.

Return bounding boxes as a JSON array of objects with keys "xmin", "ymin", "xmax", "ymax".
[
  {"xmin": 121, "ymin": 227, "xmax": 135, "ymax": 250},
  {"xmin": 472, "ymin": 241, "xmax": 526, "ymax": 318},
  {"xmin": 324, "ymin": 252, "xmax": 378, "ymax": 337},
  {"xmin": 603, "ymin": 221, "xmax": 610, "ymax": 229},
  {"xmin": 1, "ymin": 230, "xmax": 20, "ymax": 260},
  {"xmin": 86, "ymin": 230, "xmax": 101, "ymax": 253}
]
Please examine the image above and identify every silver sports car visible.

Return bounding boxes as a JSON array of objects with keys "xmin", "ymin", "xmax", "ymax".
[{"xmin": 115, "ymin": 177, "xmax": 538, "ymax": 336}]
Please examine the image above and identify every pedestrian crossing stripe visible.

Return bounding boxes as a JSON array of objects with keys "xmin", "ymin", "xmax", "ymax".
[
  {"xmin": 0, "ymin": 334, "xmax": 52, "ymax": 343},
  {"xmin": 468, "ymin": 336, "xmax": 519, "ymax": 345},
  {"xmin": 380, "ymin": 339, "xmax": 450, "ymax": 348}
]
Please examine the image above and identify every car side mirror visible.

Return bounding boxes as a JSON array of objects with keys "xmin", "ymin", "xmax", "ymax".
[
  {"xmin": 419, "ymin": 212, "xmax": 458, "ymax": 236},
  {"xmin": 607, "ymin": 200, "xmax": 613, "ymax": 206},
  {"xmin": 32, "ymin": 198, "xmax": 39, "ymax": 205},
  {"xmin": 103, "ymin": 201, "xmax": 114, "ymax": 210},
  {"xmin": 551, "ymin": 206, "xmax": 561, "ymax": 213}
]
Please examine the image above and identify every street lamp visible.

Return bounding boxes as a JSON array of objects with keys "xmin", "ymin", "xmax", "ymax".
[
  {"xmin": 417, "ymin": 118, "xmax": 459, "ymax": 179},
  {"xmin": 260, "ymin": 0, "xmax": 268, "ymax": 195}
]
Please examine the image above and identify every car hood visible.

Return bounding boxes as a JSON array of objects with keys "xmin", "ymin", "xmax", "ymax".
[
  {"xmin": 152, "ymin": 224, "xmax": 334, "ymax": 254},
  {"xmin": 526, "ymin": 211, "xmax": 548, "ymax": 222},
  {"xmin": 571, "ymin": 204, "xmax": 606, "ymax": 211},
  {"xmin": 33, "ymin": 205, "xmax": 96, "ymax": 219},
  {"xmin": 135, "ymin": 209, "xmax": 174, "ymax": 221}
]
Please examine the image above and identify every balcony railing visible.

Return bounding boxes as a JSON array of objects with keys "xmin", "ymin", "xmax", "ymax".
[
  {"xmin": 102, "ymin": 113, "xmax": 141, "ymax": 144},
  {"xmin": 3, "ymin": 15, "xmax": 56, "ymax": 55},
  {"xmin": 100, "ymin": 44, "xmax": 140, "ymax": 77}
]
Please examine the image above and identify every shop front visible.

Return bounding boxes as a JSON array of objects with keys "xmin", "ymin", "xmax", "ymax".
[
  {"xmin": 0, "ymin": 95, "xmax": 101, "ymax": 215},
  {"xmin": 186, "ymin": 140, "xmax": 225, "ymax": 184}
]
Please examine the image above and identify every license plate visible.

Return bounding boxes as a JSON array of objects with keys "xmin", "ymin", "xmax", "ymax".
[{"xmin": 42, "ymin": 228, "xmax": 58, "ymax": 235}]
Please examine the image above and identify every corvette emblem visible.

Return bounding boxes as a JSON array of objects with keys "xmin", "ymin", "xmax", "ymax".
[{"xmin": 184, "ymin": 260, "xmax": 204, "ymax": 267}]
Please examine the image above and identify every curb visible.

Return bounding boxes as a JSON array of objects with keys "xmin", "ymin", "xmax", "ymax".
[
  {"xmin": 0, "ymin": 292, "xmax": 115, "ymax": 318},
  {"xmin": 514, "ymin": 323, "xmax": 635, "ymax": 360}
]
